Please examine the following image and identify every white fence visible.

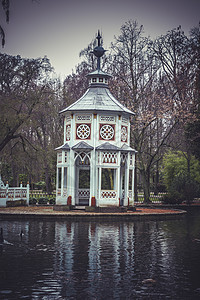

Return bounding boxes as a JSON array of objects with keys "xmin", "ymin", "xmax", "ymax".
[{"xmin": 0, "ymin": 183, "xmax": 29, "ymax": 207}]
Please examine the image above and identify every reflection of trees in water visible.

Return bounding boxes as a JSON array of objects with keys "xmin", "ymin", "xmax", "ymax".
[
  {"xmin": 53, "ymin": 217, "xmax": 200, "ymax": 298},
  {"xmin": 134, "ymin": 222, "xmax": 172, "ymax": 283},
  {"xmin": 1, "ymin": 216, "xmax": 198, "ymax": 299}
]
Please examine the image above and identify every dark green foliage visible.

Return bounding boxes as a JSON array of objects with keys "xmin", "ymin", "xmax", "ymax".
[
  {"xmin": 173, "ymin": 175, "xmax": 200, "ymax": 203},
  {"xmin": 29, "ymin": 198, "xmax": 37, "ymax": 205},
  {"xmin": 162, "ymin": 150, "xmax": 200, "ymax": 193},
  {"xmin": 79, "ymin": 170, "xmax": 90, "ymax": 188},
  {"xmin": 34, "ymin": 181, "xmax": 46, "ymax": 191},
  {"xmin": 186, "ymin": 121, "xmax": 200, "ymax": 161},
  {"xmin": 162, "ymin": 150, "xmax": 200, "ymax": 204},
  {"xmin": 1, "ymin": 162, "xmax": 12, "ymax": 185},
  {"xmin": 19, "ymin": 174, "xmax": 28, "ymax": 185},
  {"xmin": 162, "ymin": 174, "xmax": 200, "ymax": 204},
  {"xmin": 29, "ymin": 196, "xmax": 56, "ymax": 205},
  {"xmin": 101, "ymin": 168, "xmax": 115, "ymax": 190},
  {"xmin": 151, "ymin": 183, "xmax": 166, "ymax": 193},
  {"xmin": 162, "ymin": 192, "xmax": 182, "ymax": 204}
]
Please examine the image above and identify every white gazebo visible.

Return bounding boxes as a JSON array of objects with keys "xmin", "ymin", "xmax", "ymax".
[{"xmin": 55, "ymin": 32, "xmax": 136, "ymax": 208}]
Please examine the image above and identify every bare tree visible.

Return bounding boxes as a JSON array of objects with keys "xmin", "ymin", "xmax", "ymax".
[
  {"xmin": 110, "ymin": 21, "xmax": 197, "ymax": 203},
  {"xmin": 0, "ymin": 53, "xmax": 53, "ymax": 153}
]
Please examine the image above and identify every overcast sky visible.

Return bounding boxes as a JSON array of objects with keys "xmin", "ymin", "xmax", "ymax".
[{"xmin": 1, "ymin": 0, "xmax": 200, "ymax": 78}]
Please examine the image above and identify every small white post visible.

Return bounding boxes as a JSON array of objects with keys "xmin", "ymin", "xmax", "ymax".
[
  {"xmin": 27, "ymin": 182, "xmax": 30, "ymax": 205},
  {"xmin": 6, "ymin": 181, "xmax": 9, "ymax": 201}
]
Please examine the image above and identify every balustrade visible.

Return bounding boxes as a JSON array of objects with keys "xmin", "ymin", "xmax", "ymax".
[
  {"xmin": 101, "ymin": 190, "xmax": 117, "ymax": 199},
  {"xmin": 0, "ymin": 184, "xmax": 29, "ymax": 206}
]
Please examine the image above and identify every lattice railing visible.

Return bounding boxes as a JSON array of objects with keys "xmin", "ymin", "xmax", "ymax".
[
  {"xmin": 101, "ymin": 190, "xmax": 117, "ymax": 199},
  {"xmin": 0, "ymin": 187, "xmax": 29, "ymax": 200},
  {"xmin": 102, "ymin": 152, "xmax": 117, "ymax": 164},
  {"xmin": 0, "ymin": 190, "xmax": 6, "ymax": 198},
  {"xmin": 78, "ymin": 189, "xmax": 90, "ymax": 198}
]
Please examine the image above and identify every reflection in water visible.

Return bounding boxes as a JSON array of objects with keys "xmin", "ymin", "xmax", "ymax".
[{"xmin": 0, "ymin": 212, "xmax": 200, "ymax": 299}]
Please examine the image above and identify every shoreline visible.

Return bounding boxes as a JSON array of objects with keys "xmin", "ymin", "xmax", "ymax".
[{"xmin": 0, "ymin": 206, "xmax": 187, "ymax": 221}]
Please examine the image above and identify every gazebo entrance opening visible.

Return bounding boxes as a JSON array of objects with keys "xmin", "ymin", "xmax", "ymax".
[{"xmin": 75, "ymin": 155, "xmax": 90, "ymax": 206}]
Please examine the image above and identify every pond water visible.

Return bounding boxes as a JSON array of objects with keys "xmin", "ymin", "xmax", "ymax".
[{"xmin": 0, "ymin": 209, "xmax": 200, "ymax": 299}]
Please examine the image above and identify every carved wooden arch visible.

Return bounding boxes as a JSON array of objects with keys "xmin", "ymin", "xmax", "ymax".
[{"xmin": 74, "ymin": 151, "xmax": 91, "ymax": 165}]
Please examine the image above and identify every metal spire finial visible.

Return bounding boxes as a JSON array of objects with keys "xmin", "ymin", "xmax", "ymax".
[
  {"xmin": 92, "ymin": 30, "xmax": 106, "ymax": 70},
  {"xmin": 96, "ymin": 30, "xmax": 101, "ymax": 47}
]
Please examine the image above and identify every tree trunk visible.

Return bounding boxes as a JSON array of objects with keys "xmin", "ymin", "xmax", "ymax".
[
  {"xmin": 154, "ymin": 161, "xmax": 159, "ymax": 195},
  {"xmin": 43, "ymin": 156, "xmax": 53, "ymax": 194},
  {"xmin": 45, "ymin": 172, "xmax": 53, "ymax": 194},
  {"xmin": 134, "ymin": 165, "xmax": 138, "ymax": 202},
  {"xmin": 142, "ymin": 169, "xmax": 151, "ymax": 203}
]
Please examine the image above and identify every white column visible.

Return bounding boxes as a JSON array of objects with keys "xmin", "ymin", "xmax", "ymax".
[
  {"xmin": 124, "ymin": 153, "xmax": 130, "ymax": 206},
  {"xmin": 132, "ymin": 152, "xmax": 136, "ymax": 206},
  {"xmin": 61, "ymin": 166, "xmax": 64, "ymax": 198},
  {"xmin": 90, "ymin": 113, "xmax": 97, "ymax": 206},
  {"xmin": 56, "ymin": 167, "xmax": 58, "ymax": 191},
  {"xmin": 69, "ymin": 113, "xmax": 75, "ymax": 205},
  {"xmin": 27, "ymin": 182, "xmax": 30, "ymax": 204},
  {"xmin": 69, "ymin": 149, "xmax": 75, "ymax": 205},
  {"xmin": 75, "ymin": 164, "xmax": 79, "ymax": 205},
  {"xmin": 90, "ymin": 150, "xmax": 95, "ymax": 206},
  {"xmin": 6, "ymin": 182, "xmax": 8, "ymax": 201},
  {"xmin": 98, "ymin": 167, "xmax": 102, "ymax": 207},
  {"xmin": 120, "ymin": 167, "xmax": 123, "ymax": 203},
  {"xmin": 117, "ymin": 152, "xmax": 121, "ymax": 206},
  {"xmin": 96, "ymin": 166, "xmax": 99, "ymax": 207},
  {"xmin": 131, "ymin": 169, "xmax": 134, "ymax": 206}
]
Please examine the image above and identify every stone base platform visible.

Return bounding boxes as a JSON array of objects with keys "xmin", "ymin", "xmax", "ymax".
[{"xmin": 53, "ymin": 205, "xmax": 136, "ymax": 213}]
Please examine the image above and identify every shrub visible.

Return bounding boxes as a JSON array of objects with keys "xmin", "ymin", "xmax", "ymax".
[
  {"xmin": 48, "ymin": 198, "xmax": 55, "ymax": 205},
  {"xmin": 162, "ymin": 192, "xmax": 183, "ymax": 204},
  {"xmin": 162, "ymin": 151, "xmax": 200, "ymax": 203},
  {"xmin": 162, "ymin": 175, "xmax": 200, "ymax": 204},
  {"xmin": 29, "ymin": 196, "xmax": 56, "ymax": 205},
  {"xmin": 38, "ymin": 197, "xmax": 48, "ymax": 205},
  {"xmin": 162, "ymin": 151, "xmax": 200, "ymax": 190},
  {"xmin": 29, "ymin": 198, "xmax": 37, "ymax": 205}
]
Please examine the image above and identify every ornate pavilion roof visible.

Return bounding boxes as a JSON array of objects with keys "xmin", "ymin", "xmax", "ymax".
[
  {"xmin": 60, "ymin": 31, "xmax": 134, "ymax": 116},
  {"xmin": 60, "ymin": 84, "xmax": 134, "ymax": 115}
]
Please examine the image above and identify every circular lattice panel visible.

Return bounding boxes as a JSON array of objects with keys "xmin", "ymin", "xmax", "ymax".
[
  {"xmin": 100, "ymin": 124, "xmax": 114, "ymax": 140},
  {"xmin": 76, "ymin": 124, "xmax": 90, "ymax": 139}
]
